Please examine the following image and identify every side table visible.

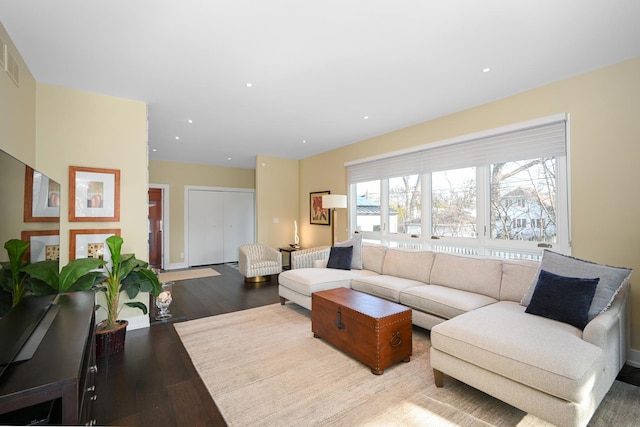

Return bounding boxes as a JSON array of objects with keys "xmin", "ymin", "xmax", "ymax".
[{"xmin": 279, "ymin": 246, "xmax": 302, "ymax": 270}]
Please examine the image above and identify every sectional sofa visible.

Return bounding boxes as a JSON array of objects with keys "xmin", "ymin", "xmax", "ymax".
[{"xmin": 278, "ymin": 242, "xmax": 632, "ymax": 427}]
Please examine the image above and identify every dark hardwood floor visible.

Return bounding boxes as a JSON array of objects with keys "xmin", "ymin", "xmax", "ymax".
[{"xmin": 93, "ymin": 264, "xmax": 280, "ymax": 427}]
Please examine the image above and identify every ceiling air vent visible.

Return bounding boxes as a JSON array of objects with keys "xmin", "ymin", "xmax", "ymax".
[{"xmin": 5, "ymin": 48, "xmax": 19, "ymax": 86}]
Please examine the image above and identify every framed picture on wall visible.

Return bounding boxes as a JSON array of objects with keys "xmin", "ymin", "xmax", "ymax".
[
  {"xmin": 70, "ymin": 229, "xmax": 121, "ymax": 262},
  {"xmin": 24, "ymin": 166, "xmax": 61, "ymax": 222},
  {"xmin": 310, "ymin": 191, "xmax": 330, "ymax": 226},
  {"xmin": 21, "ymin": 229, "xmax": 60, "ymax": 263},
  {"xmin": 69, "ymin": 166, "xmax": 120, "ymax": 222}
]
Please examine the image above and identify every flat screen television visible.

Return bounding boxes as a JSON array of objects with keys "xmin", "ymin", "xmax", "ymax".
[{"xmin": 0, "ymin": 294, "xmax": 59, "ymax": 381}]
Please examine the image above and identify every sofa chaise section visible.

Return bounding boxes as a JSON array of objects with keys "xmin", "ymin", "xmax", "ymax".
[{"xmin": 431, "ymin": 280, "xmax": 630, "ymax": 427}]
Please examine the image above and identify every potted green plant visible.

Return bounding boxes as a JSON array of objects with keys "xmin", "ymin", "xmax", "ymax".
[{"xmin": 93, "ymin": 235, "xmax": 162, "ymax": 357}]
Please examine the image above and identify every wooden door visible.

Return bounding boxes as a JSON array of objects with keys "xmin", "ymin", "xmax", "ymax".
[{"xmin": 148, "ymin": 188, "xmax": 162, "ymax": 269}]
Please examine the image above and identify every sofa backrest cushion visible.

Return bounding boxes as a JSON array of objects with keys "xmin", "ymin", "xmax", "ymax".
[
  {"xmin": 362, "ymin": 244, "xmax": 387, "ymax": 274},
  {"xmin": 430, "ymin": 253, "xmax": 502, "ymax": 299},
  {"xmin": 500, "ymin": 259, "xmax": 540, "ymax": 302},
  {"xmin": 381, "ymin": 249, "xmax": 435, "ymax": 283}
]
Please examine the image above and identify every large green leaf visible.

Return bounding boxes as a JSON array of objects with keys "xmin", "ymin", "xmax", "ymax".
[
  {"xmin": 105, "ymin": 235, "xmax": 123, "ymax": 273},
  {"xmin": 68, "ymin": 271, "xmax": 105, "ymax": 292},
  {"xmin": 22, "ymin": 260, "xmax": 60, "ymax": 292},
  {"xmin": 124, "ymin": 301, "xmax": 148, "ymax": 315},
  {"xmin": 59, "ymin": 258, "xmax": 106, "ymax": 292},
  {"xmin": 4, "ymin": 239, "xmax": 29, "ymax": 274}
]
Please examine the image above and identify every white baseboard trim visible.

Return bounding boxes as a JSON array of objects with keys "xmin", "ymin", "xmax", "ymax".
[
  {"xmin": 627, "ymin": 348, "xmax": 640, "ymax": 368},
  {"xmin": 167, "ymin": 262, "xmax": 188, "ymax": 270},
  {"xmin": 126, "ymin": 315, "xmax": 150, "ymax": 331}
]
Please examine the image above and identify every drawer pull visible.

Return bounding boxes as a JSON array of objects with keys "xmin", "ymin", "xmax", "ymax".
[
  {"xmin": 86, "ymin": 385, "xmax": 95, "ymax": 392},
  {"xmin": 89, "ymin": 365, "xmax": 98, "ymax": 374},
  {"xmin": 90, "ymin": 395, "xmax": 98, "ymax": 401},
  {"xmin": 334, "ymin": 307, "xmax": 345, "ymax": 330},
  {"xmin": 85, "ymin": 419, "xmax": 97, "ymax": 426},
  {"xmin": 390, "ymin": 332, "xmax": 402, "ymax": 348}
]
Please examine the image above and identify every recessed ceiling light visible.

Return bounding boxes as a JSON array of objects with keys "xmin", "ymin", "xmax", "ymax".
[
  {"xmin": 363, "ymin": 116, "xmax": 369, "ymax": 120},
  {"xmin": 246, "ymin": 82, "xmax": 253, "ymax": 87},
  {"xmin": 152, "ymin": 148, "xmax": 157, "ymax": 152},
  {"xmin": 302, "ymin": 140, "xmax": 307, "ymax": 144},
  {"xmin": 175, "ymin": 136, "xmax": 180, "ymax": 140},
  {"xmin": 482, "ymin": 67, "xmax": 491, "ymax": 73},
  {"xmin": 188, "ymin": 119, "xmax": 193, "ymax": 124},
  {"xmin": 227, "ymin": 157, "xmax": 232, "ymax": 161}
]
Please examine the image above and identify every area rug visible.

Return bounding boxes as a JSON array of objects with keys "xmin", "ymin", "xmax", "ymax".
[
  {"xmin": 158, "ymin": 267, "xmax": 220, "ymax": 283},
  {"xmin": 174, "ymin": 304, "xmax": 640, "ymax": 427}
]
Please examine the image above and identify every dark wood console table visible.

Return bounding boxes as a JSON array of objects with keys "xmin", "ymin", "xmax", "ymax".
[{"xmin": 0, "ymin": 291, "xmax": 97, "ymax": 425}]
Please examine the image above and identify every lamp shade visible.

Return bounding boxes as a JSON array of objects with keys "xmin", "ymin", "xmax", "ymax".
[{"xmin": 322, "ymin": 194, "xmax": 347, "ymax": 209}]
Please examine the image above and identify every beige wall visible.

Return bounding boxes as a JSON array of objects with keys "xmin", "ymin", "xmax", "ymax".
[
  {"xmin": 0, "ymin": 23, "xmax": 36, "ymax": 166},
  {"xmin": 35, "ymin": 83, "xmax": 150, "ymax": 326},
  {"xmin": 149, "ymin": 159, "xmax": 255, "ymax": 266},
  {"xmin": 299, "ymin": 57, "xmax": 640, "ymax": 351},
  {"xmin": 255, "ymin": 155, "xmax": 299, "ymax": 249}
]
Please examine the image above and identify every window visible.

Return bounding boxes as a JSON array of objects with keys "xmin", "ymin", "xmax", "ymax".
[
  {"xmin": 491, "ymin": 158, "xmax": 557, "ymax": 243},
  {"xmin": 347, "ymin": 114, "xmax": 570, "ymax": 259},
  {"xmin": 432, "ymin": 168, "xmax": 476, "ymax": 238},
  {"xmin": 389, "ymin": 175, "xmax": 421, "ymax": 234},
  {"xmin": 355, "ymin": 180, "xmax": 381, "ymax": 233}
]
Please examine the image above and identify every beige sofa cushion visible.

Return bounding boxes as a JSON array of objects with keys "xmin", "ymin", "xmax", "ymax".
[
  {"xmin": 278, "ymin": 268, "xmax": 377, "ymax": 296},
  {"xmin": 400, "ymin": 284, "xmax": 497, "ymax": 320},
  {"xmin": 351, "ymin": 275, "xmax": 423, "ymax": 302},
  {"xmin": 362, "ymin": 244, "xmax": 387, "ymax": 274},
  {"xmin": 431, "ymin": 301, "xmax": 603, "ymax": 403},
  {"xmin": 430, "ymin": 253, "xmax": 502, "ymax": 300},
  {"xmin": 381, "ymin": 249, "xmax": 435, "ymax": 282},
  {"xmin": 499, "ymin": 259, "xmax": 539, "ymax": 302}
]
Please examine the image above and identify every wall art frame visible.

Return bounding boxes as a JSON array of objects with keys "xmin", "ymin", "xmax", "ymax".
[
  {"xmin": 69, "ymin": 166, "xmax": 120, "ymax": 222},
  {"xmin": 21, "ymin": 229, "xmax": 60, "ymax": 263},
  {"xmin": 310, "ymin": 190, "xmax": 331, "ymax": 226},
  {"xmin": 24, "ymin": 166, "xmax": 61, "ymax": 222},
  {"xmin": 69, "ymin": 228, "xmax": 121, "ymax": 261}
]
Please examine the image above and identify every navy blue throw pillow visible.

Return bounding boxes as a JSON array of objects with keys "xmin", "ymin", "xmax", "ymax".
[
  {"xmin": 327, "ymin": 246, "xmax": 353, "ymax": 270},
  {"xmin": 525, "ymin": 269, "xmax": 599, "ymax": 330}
]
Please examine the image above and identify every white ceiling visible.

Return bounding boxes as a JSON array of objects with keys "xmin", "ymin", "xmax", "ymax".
[{"xmin": 1, "ymin": 1, "xmax": 639, "ymax": 169}]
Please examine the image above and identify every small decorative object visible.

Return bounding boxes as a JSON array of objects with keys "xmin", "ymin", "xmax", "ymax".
[
  {"xmin": 310, "ymin": 191, "xmax": 331, "ymax": 225},
  {"xmin": 69, "ymin": 165, "xmax": 120, "ymax": 221},
  {"xmin": 291, "ymin": 220, "xmax": 300, "ymax": 248},
  {"xmin": 155, "ymin": 281, "xmax": 174, "ymax": 320}
]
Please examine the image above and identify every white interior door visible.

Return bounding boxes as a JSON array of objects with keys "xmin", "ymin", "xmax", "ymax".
[
  {"xmin": 188, "ymin": 189, "xmax": 224, "ymax": 266},
  {"xmin": 223, "ymin": 191, "xmax": 255, "ymax": 262}
]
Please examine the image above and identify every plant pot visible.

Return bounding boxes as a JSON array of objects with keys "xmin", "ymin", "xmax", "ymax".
[{"xmin": 95, "ymin": 320, "xmax": 128, "ymax": 358}]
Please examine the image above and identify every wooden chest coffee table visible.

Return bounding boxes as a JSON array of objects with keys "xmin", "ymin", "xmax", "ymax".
[{"xmin": 311, "ymin": 288, "xmax": 412, "ymax": 375}]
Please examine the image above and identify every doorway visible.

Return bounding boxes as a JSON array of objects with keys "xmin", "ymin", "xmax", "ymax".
[{"xmin": 148, "ymin": 188, "xmax": 163, "ymax": 269}]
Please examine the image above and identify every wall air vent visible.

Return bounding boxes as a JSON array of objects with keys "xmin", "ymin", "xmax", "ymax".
[
  {"xmin": 0, "ymin": 37, "xmax": 6, "ymax": 70},
  {"xmin": 5, "ymin": 48, "xmax": 19, "ymax": 87}
]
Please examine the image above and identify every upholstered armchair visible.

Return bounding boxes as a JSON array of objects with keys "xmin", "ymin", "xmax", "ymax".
[{"xmin": 238, "ymin": 243, "xmax": 283, "ymax": 282}]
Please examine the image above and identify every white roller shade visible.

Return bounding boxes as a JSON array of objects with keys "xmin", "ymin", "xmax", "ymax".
[{"xmin": 348, "ymin": 115, "xmax": 566, "ymax": 183}]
